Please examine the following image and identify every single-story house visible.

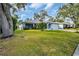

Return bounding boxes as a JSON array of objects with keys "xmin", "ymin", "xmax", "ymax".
[
  {"xmin": 18, "ymin": 17, "xmax": 75, "ymax": 30},
  {"xmin": 19, "ymin": 21, "xmax": 64, "ymax": 30},
  {"xmin": 18, "ymin": 22, "xmax": 75, "ymax": 30}
]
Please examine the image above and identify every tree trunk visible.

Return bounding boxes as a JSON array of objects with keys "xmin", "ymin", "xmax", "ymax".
[{"xmin": 0, "ymin": 3, "xmax": 13, "ymax": 38}]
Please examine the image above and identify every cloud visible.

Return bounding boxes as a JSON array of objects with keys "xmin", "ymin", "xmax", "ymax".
[
  {"xmin": 45, "ymin": 3, "xmax": 54, "ymax": 10},
  {"xmin": 29, "ymin": 3, "xmax": 43, "ymax": 9}
]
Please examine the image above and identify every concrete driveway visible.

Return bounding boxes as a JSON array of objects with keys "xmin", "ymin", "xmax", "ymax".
[{"xmin": 63, "ymin": 29, "xmax": 79, "ymax": 32}]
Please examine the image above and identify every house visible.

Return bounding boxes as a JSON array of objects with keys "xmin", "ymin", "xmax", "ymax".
[
  {"xmin": 19, "ymin": 21, "xmax": 64, "ymax": 30},
  {"xmin": 63, "ymin": 17, "xmax": 75, "ymax": 28},
  {"xmin": 18, "ymin": 17, "xmax": 75, "ymax": 30}
]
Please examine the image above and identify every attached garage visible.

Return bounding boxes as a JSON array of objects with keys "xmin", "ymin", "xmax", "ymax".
[{"xmin": 47, "ymin": 22, "xmax": 63, "ymax": 30}]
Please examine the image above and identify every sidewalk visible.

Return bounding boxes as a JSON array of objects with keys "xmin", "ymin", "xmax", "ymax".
[{"xmin": 73, "ymin": 44, "xmax": 79, "ymax": 56}]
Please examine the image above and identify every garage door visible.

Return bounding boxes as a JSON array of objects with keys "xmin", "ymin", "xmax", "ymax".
[{"xmin": 50, "ymin": 24, "xmax": 58, "ymax": 30}]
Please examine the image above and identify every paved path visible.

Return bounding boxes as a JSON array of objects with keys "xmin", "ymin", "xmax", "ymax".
[
  {"xmin": 63, "ymin": 29, "xmax": 79, "ymax": 32},
  {"xmin": 73, "ymin": 44, "xmax": 79, "ymax": 56}
]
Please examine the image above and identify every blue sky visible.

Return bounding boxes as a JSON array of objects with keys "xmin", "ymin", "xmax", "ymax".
[{"xmin": 16, "ymin": 3, "xmax": 64, "ymax": 21}]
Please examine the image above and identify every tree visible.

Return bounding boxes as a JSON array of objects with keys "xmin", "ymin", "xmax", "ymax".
[
  {"xmin": 25, "ymin": 18, "xmax": 32, "ymax": 23},
  {"xmin": 18, "ymin": 20, "xmax": 24, "ymax": 25},
  {"xmin": 38, "ymin": 22, "xmax": 47, "ymax": 31},
  {"xmin": 33, "ymin": 10, "xmax": 48, "ymax": 31},
  {"xmin": 33, "ymin": 13, "xmax": 40, "ymax": 20},
  {"xmin": 12, "ymin": 15, "xmax": 18, "ymax": 31},
  {"xmin": 48, "ymin": 16, "xmax": 54, "ymax": 22},
  {"xmin": 58, "ymin": 3, "xmax": 79, "ymax": 26},
  {"xmin": 0, "ymin": 3, "xmax": 26, "ymax": 38}
]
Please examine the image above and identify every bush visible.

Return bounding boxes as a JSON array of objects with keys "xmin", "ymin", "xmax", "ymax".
[
  {"xmin": 38, "ymin": 22, "xmax": 47, "ymax": 31},
  {"xmin": 12, "ymin": 16, "xmax": 17, "ymax": 31},
  {"xmin": 24, "ymin": 22, "xmax": 47, "ymax": 30},
  {"xmin": 75, "ymin": 22, "xmax": 79, "ymax": 28}
]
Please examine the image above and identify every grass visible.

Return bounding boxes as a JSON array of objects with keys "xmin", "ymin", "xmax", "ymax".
[{"xmin": 0, "ymin": 30, "xmax": 79, "ymax": 56}]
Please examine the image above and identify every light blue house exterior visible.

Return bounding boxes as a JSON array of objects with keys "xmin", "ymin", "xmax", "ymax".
[{"xmin": 18, "ymin": 17, "xmax": 75, "ymax": 30}]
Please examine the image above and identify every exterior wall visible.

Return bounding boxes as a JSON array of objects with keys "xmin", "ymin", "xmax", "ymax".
[
  {"xmin": 25, "ymin": 23, "xmax": 33, "ymax": 29},
  {"xmin": 58, "ymin": 24, "xmax": 63, "ymax": 30},
  {"xmin": 64, "ymin": 17, "xmax": 75, "ymax": 28},
  {"xmin": 64, "ymin": 17, "xmax": 74, "ymax": 24},
  {"xmin": 24, "ymin": 23, "xmax": 37, "ymax": 29}
]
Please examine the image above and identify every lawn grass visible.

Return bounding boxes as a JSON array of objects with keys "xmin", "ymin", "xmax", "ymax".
[{"xmin": 0, "ymin": 30, "xmax": 79, "ymax": 56}]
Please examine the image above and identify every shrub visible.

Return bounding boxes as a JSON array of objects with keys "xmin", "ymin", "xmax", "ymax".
[
  {"xmin": 38, "ymin": 22, "xmax": 47, "ymax": 31},
  {"xmin": 12, "ymin": 16, "xmax": 17, "ymax": 31}
]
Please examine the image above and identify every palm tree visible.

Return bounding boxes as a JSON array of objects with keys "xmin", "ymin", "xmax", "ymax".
[{"xmin": 0, "ymin": 3, "xmax": 27, "ymax": 38}]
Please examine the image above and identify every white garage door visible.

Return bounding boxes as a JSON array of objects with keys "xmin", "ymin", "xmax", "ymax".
[{"xmin": 50, "ymin": 24, "xmax": 58, "ymax": 30}]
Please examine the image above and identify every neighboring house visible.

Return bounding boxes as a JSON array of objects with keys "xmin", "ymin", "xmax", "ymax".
[
  {"xmin": 63, "ymin": 17, "xmax": 75, "ymax": 28},
  {"xmin": 64, "ymin": 17, "xmax": 74, "ymax": 23}
]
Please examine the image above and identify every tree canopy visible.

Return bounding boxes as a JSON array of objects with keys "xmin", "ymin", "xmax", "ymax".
[{"xmin": 58, "ymin": 3, "xmax": 79, "ymax": 23}]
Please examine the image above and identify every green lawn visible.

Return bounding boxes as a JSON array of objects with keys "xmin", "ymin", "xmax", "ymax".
[{"xmin": 0, "ymin": 30, "xmax": 79, "ymax": 56}]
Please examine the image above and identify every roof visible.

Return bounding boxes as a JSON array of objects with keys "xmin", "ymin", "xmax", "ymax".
[
  {"xmin": 46, "ymin": 21, "xmax": 63, "ymax": 24},
  {"xmin": 25, "ymin": 20, "xmax": 75, "ymax": 25}
]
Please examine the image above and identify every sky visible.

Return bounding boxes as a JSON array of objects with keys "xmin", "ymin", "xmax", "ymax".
[{"xmin": 16, "ymin": 3, "xmax": 64, "ymax": 21}]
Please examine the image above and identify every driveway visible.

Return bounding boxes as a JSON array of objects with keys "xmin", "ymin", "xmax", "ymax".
[{"xmin": 63, "ymin": 29, "xmax": 79, "ymax": 32}]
